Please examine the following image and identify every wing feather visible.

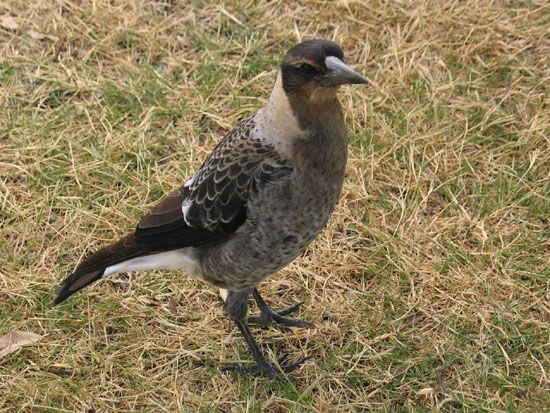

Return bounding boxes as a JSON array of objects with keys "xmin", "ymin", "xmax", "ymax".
[{"xmin": 135, "ymin": 116, "xmax": 292, "ymax": 249}]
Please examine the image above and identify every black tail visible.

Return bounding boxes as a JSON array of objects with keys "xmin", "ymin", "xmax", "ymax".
[
  {"xmin": 53, "ymin": 268, "xmax": 104, "ymax": 305},
  {"xmin": 54, "ymin": 233, "xmax": 144, "ymax": 305}
]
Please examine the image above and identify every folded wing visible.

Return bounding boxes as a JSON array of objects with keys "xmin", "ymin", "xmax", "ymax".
[{"xmin": 136, "ymin": 116, "xmax": 292, "ymax": 249}]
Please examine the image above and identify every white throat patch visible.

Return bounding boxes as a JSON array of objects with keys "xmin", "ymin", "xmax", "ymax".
[{"xmin": 253, "ymin": 73, "xmax": 306, "ymax": 152}]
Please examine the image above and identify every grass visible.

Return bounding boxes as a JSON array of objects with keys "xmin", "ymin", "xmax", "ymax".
[{"xmin": 1, "ymin": 0, "xmax": 548, "ymax": 411}]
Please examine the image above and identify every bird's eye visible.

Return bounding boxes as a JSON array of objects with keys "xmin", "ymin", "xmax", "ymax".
[{"xmin": 298, "ymin": 63, "xmax": 317, "ymax": 76}]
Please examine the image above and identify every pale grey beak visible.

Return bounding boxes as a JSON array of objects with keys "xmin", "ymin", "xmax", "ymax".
[{"xmin": 321, "ymin": 56, "xmax": 368, "ymax": 86}]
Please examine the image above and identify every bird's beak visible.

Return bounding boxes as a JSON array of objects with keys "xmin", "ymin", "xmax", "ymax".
[{"xmin": 320, "ymin": 56, "xmax": 368, "ymax": 86}]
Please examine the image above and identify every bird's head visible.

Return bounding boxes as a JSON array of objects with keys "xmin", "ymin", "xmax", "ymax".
[{"xmin": 281, "ymin": 39, "xmax": 367, "ymax": 104}]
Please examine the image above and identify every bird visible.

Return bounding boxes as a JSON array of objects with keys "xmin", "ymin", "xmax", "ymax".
[{"xmin": 54, "ymin": 39, "xmax": 368, "ymax": 377}]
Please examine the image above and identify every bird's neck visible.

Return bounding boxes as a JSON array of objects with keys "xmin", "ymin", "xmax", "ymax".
[
  {"xmin": 254, "ymin": 74, "xmax": 306, "ymax": 152},
  {"xmin": 256, "ymin": 73, "xmax": 344, "ymax": 151},
  {"xmin": 257, "ymin": 73, "xmax": 347, "ymax": 188}
]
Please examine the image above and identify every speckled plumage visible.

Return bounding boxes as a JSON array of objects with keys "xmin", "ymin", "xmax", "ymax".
[
  {"xmin": 198, "ymin": 79, "xmax": 347, "ymax": 289},
  {"xmin": 54, "ymin": 39, "xmax": 367, "ymax": 376}
]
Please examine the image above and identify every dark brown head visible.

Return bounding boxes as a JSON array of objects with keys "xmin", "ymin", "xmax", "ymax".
[{"xmin": 281, "ymin": 39, "xmax": 367, "ymax": 101}]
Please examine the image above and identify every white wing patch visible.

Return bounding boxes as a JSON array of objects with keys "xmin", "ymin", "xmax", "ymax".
[
  {"xmin": 102, "ymin": 247, "xmax": 200, "ymax": 278},
  {"xmin": 183, "ymin": 175, "xmax": 196, "ymax": 188},
  {"xmin": 181, "ymin": 198, "xmax": 193, "ymax": 225}
]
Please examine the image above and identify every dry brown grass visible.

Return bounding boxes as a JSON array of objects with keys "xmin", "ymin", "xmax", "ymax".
[{"xmin": 1, "ymin": 0, "xmax": 549, "ymax": 411}]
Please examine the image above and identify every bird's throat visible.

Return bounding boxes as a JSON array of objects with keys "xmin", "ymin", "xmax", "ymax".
[{"xmin": 254, "ymin": 73, "xmax": 307, "ymax": 153}]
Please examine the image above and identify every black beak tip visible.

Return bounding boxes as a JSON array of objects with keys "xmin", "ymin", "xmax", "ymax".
[
  {"xmin": 343, "ymin": 75, "xmax": 368, "ymax": 86},
  {"xmin": 342, "ymin": 72, "xmax": 369, "ymax": 85}
]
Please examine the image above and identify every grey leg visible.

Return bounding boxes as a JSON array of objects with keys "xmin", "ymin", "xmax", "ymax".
[
  {"xmin": 249, "ymin": 289, "xmax": 312, "ymax": 332},
  {"xmin": 221, "ymin": 288, "xmax": 308, "ymax": 377}
]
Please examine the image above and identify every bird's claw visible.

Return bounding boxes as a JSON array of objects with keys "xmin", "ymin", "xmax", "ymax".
[{"xmin": 248, "ymin": 302, "xmax": 312, "ymax": 332}]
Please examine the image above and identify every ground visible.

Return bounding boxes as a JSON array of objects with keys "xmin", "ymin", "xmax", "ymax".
[{"xmin": 1, "ymin": 0, "xmax": 548, "ymax": 411}]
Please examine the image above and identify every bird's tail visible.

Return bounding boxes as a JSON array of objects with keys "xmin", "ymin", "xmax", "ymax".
[{"xmin": 54, "ymin": 233, "xmax": 143, "ymax": 305}]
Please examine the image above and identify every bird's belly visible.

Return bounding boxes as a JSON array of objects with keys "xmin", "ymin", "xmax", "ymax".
[{"xmin": 199, "ymin": 181, "xmax": 341, "ymax": 290}]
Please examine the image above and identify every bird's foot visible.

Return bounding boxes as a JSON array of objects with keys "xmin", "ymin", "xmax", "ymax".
[
  {"xmin": 248, "ymin": 302, "xmax": 312, "ymax": 332},
  {"xmin": 221, "ymin": 353, "xmax": 309, "ymax": 378},
  {"xmin": 248, "ymin": 289, "xmax": 312, "ymax": 332}
]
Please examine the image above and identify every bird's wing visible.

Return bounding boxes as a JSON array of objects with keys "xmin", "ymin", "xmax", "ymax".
[
  {"xmin": 135, "ymin": 116, "xmax": 293, "ymax": 250},
  {"xmin": 54, "ymin": 116, "xmax": 292, "ymax": 305}
]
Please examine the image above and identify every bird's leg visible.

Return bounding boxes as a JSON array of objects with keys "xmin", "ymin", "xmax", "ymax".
[
  {"xmin": 221, "ymin": 288, "xmax": 307, "ymax": 377},
  {"xmin": 248, "ymin": 288, "xmax": 312, "ymax": 332},
  {"xmin": 226, "ymin": 320, "xmax": 308, "ymax": 377}
]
